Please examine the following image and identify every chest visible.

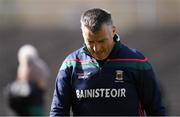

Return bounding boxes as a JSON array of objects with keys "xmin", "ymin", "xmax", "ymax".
[{"xmin": 71, "ymin": 62, "xmax": 139, "ymax": 99}]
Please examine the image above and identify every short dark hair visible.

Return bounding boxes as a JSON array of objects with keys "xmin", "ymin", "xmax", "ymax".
[{"xmin": 80, "ymin": 8, "xmax": 113, "ymax": 33}]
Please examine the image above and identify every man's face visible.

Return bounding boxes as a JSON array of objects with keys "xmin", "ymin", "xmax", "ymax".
[{"xmin": 81, "ymin": 24, "xmax": 116, "ymax": 60}]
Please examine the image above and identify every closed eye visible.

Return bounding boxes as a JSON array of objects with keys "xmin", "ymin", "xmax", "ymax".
[
  {"xmin": 88, "ymin": 41, "xmax": 94, "ymax": 44},
  {"xmin": 98, "ymin": 40, "xmax": 105, "ymax": 43},
  {"xmin": 98, "ymin": 38, "xmax": 107, "ymax": 43}
]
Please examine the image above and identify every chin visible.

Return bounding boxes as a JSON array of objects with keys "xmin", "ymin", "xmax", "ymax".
[{"xmin": 92, "ymin": 53, "xmax": 107, "ymax": 60}]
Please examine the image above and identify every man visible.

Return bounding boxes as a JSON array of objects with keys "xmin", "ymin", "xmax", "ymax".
[
  {"xmin": 6, "ymin": 44, "xmax": 50, "ymax": 116},
  {"xmin": 50, "ymin": 8, "xmax": 166, "ymax": 116}
]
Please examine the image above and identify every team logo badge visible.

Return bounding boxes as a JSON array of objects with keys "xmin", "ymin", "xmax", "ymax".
[{"xmin": 115, "ymin": 70, "xmax": 123, "ymax": 82}]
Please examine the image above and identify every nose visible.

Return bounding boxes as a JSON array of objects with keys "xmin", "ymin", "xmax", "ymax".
[{"xmin": 93, "ymin": 44, "xmax": 101, "ymax": 53}]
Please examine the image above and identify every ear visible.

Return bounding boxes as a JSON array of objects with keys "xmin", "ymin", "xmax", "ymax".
[{"xmin": 112, "ymin": 26, "xmax": 116, "ymax": 35}]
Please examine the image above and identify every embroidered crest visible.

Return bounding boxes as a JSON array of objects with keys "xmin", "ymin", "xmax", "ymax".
[{"xmin": 115, "ymin": 70, "xmax": 123, "ymax": 82}]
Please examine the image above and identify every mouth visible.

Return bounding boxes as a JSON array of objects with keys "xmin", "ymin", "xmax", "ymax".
[
  {"xmin": 94, "ymin": 52, "xmax": 104, "ymax": 56},
  {"xmin": 95, "ymin": 52, "xmax": 102, "ymax": 55}
]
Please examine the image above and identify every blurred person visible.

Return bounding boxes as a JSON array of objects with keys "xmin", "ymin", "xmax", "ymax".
[
  {"xmin": 5, "ymin": 44, "xmax": 50, "ymax": 116},
  {"xmin": 50, "ymin": 8, "xmax": 166, "ymax": 116}
]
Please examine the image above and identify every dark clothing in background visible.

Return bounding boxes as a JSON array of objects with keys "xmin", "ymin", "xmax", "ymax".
[{"xmin": 6, "ymin": 80, "xmax": 44, "ymax": 116}]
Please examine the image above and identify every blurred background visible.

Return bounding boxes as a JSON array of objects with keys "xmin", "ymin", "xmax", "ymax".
[{"xmin": 0, "ymin": 0, "xmax": 180, "ymax": 115}]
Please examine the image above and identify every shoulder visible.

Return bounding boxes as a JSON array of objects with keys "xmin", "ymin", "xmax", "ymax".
[
  {"xmin": 64, "ymin": 47, "xmax": 85, "ymax": 61},
  {"xmin": 120, "ymin": 44, "xmax": 146, "ymax": 59},
  {"xmin": 110, "ymin": 43, "xmax": 152, "ymax": 70},
  {"xmin": 60, "ymin": 47, "xmax": 87, "ymax": 70}
]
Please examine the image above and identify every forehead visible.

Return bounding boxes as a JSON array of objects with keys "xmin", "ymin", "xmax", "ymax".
[{"xmin": 82, "ymin": 24, "xmax": 111, "ymax": 41}]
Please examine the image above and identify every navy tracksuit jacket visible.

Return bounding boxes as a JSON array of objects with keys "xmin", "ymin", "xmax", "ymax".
[{"xmin": 50, "ymin": 34, "xmax": 166, "ymax": 116}]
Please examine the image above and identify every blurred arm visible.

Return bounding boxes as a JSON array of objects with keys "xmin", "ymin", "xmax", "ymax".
[{"xmin": 50, "ymin": 68, "xmax": 72, "ymax": 116}]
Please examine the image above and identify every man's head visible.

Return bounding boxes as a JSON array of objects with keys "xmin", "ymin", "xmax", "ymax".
[
  {"xmin": 18, "ymin": 44, "xmax": 38, "ymax": 64},
  {"xmin": 80, "ymin": 8, "xmax": 116, "ymax": 60}
]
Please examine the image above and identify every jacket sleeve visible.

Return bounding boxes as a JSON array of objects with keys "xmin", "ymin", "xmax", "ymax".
[
  {"xmin": 50, "ymin": 65, "xmax": 72, "ymax": 116},
  {"xmin": 138, "ymin": 64, "xmax": 166, "ymax": 116}
]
